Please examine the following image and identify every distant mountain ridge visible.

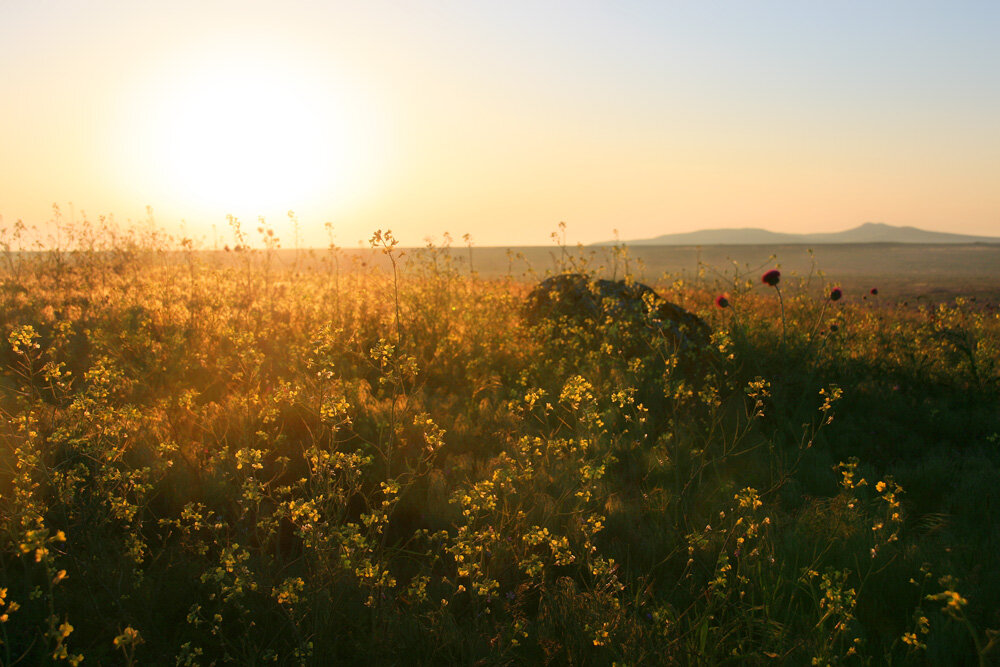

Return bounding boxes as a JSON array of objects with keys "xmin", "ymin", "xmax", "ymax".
[{"xmin": 599, "ymin": 223, "xmax": 1000, "ymax": 246}]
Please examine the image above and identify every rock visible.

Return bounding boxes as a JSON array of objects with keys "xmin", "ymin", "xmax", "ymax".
[{"xmin": 523, "ymin": 273, "xmax": 711, "ymax": 354}]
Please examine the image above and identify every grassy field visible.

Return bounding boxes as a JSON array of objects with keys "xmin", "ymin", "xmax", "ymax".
[
  {"xmin": 482, "ymin": 243, "xmax": 1000, "ymax": 303},
  {"xmin": 0, "ymin": 224, "xmax": 998, "ymax": 664},
  {"xmin": 207, "ymin": 241, "xmax": 1000, "ymax": 303}
]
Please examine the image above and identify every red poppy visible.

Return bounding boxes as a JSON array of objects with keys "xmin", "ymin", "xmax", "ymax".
[
  {"xmin": 761, "ymin": 269, "xmax": 781, "ymax": 286},
  {"xmin": 830, "ymin": 287, "xmax": 842, "ymax": 301},
  {"xmin": 870, "ymin": 288, "xmax": 878, "ymax": 295},
  {"xmin": 715, "ymin": 294, "xmax": 730, "ymax": 309}
]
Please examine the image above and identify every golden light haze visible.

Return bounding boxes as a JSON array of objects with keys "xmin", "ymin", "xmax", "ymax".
[{"xmin": 2, "ymin": 2, "xmax": 998, "ymax": 246}]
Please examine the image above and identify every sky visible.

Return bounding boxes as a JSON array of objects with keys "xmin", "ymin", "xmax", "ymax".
[{"xmin": 1, "ymin": 1, "xmax": 998, "ymax": 247}]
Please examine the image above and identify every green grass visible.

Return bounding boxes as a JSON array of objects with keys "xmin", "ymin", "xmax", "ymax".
[{"xmin": 0, "ymin": 222, "xmax": 998, "ymax": 665}]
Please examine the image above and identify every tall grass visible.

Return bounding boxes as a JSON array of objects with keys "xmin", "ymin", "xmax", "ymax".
[{"xmin": 0, "ymin": 218, "xmax": 997, "ymax": 664}]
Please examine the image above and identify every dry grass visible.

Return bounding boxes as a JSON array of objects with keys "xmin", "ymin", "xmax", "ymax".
[{"xmin": 0, "ymin": 220, "xmax": 998, "ymax": 664}]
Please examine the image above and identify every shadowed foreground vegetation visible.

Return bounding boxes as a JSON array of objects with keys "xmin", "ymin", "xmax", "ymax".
[{"xmin": 1, "ymin": 221, "xmax": 998, "ymax": 664}]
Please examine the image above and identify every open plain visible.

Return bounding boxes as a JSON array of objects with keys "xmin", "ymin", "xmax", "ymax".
[
  {"xmin": 1, "ymin": 235, "xmax": 998, "ymax": 663},
  {"xmin": 459, "ymin": 243, "xmax": 1000, "ymax": 303}
]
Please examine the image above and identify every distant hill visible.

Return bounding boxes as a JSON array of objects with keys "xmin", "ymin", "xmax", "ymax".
[{"xmin": 599, "ymin": 222, "xmax": 1000, "ymax": 245}]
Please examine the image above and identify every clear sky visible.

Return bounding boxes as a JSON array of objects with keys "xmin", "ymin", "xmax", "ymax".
[{"xmin": 2, "ymin": 1, "xmax": 998, "ymax": 247}]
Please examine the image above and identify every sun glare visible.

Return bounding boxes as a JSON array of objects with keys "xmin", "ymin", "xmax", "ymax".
[
  {"xmin": 112, "ymin": 50, "xmax": 385, "ymax": 224},
  {"xmin": 160, "ymin": 67, "xmax": 337, "ymax": 209}
]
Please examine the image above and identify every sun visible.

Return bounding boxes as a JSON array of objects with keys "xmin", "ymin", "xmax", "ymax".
[
  {"xmin": 113, "ymin": 49, "xmax": 384, "ymax": 222},
  {"xmin": 159, "ymin": 64, "xmax": 338, "ymax": 210}
]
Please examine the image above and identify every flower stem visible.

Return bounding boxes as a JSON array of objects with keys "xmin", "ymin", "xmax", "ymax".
[{"xmin": 775, "ymin": 285, "xmax": 786, "ymax": 347}]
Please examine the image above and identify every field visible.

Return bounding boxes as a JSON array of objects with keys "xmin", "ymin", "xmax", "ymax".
[
  {"xmin": 242, "ymin": 241, "xmax": 1000, "ymax": 302},
  {"xmin": 1, "ymin": 224, "xmax": 999, "ymax": 664},
  {"xmin": 479, "ymin": 243, "xmax": 1000, "ymax": 303}
]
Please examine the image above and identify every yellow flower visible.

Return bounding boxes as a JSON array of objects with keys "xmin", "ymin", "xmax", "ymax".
[
  {"xmin": 945, "ymin": 590, "xmax": 967, "ymax": 611},
  {"xmin": 113, "ymin": 626, "xmax": 143, "ymax": 648}
]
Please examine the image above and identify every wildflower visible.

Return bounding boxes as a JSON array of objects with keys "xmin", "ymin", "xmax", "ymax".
[
  {"xmin": 761, "ymin": 269, "xmax": 780, "ymax": 286},
  {"xmin": 715, "ymin": 294, "xmax": 730, "ymax": 308},
  {"xmin": 870, "ymin": 288, "xmax": 878, "ymax": 295},
  {"xmin": 928, "ymin": 589, "xmax": 968, "ymax": 615},
  {"xmin": 113, "ymin": 626, "xmax": 143, "ymax": 648},
  {"xmin": 830, "ymin": 286, "xmax": 843, "ymax": 301}
]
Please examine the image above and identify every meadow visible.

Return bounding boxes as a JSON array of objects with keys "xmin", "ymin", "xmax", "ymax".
[{"xmin": 1, "ymin": 219, "xmax": 998, "ymax": 665}]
